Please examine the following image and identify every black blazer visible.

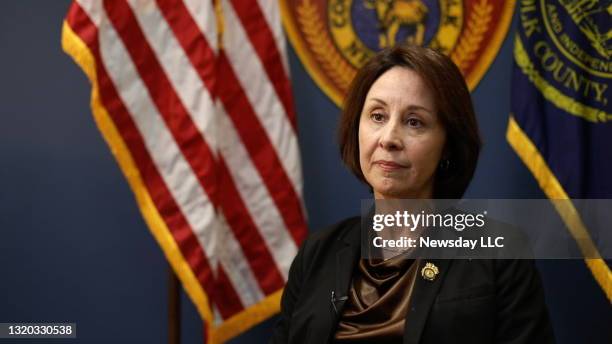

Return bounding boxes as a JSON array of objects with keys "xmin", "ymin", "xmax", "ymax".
[{"xmin": 270, "ymin": 217, "xmax": 555, "ymax": 343}]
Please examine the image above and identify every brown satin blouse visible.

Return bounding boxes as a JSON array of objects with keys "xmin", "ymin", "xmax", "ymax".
[{"xmin": 333, "ymin": 254, "xmax": 418, "ymax": 343}]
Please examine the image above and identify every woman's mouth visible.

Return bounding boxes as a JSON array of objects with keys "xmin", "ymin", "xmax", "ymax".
[{"xmin": 374, "ymin": 160, "xmax": 407, "ymax": 171}]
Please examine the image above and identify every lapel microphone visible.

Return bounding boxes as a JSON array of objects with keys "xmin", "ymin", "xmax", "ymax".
[{"xmin": 331, "ymin": 291, "xmax": 348, "ymax": 315}]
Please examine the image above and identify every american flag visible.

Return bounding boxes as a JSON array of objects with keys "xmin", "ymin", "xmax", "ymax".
[{"xmin": 62, "ymin": 0, "xmax": 308, "ymax": 342}]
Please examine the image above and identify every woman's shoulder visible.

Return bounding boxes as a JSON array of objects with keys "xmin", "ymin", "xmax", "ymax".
[
  {"xmin": 307, "ymin": 216, "xmax": 361, "ymax": 243},
  {"xmin": 296, "ymin": 216, "xmax": 361, "ymax": 260}
]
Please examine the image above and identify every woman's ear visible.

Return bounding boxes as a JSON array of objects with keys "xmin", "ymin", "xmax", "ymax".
[{"xmin": 438, "ymin": 147, "xmax": 452, "ymax": 174}]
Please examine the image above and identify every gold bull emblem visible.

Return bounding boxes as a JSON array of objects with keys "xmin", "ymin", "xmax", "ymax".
[{"xmin": 364, "ymin": 0, "xmax": 429, "ymax": 47}]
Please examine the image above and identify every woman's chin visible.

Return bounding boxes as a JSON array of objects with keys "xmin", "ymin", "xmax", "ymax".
[
  {"xmin": 373, "ymin": 184, "xmax": 410, "ymax": 199},
  {"xmin": 372, "ymin": 180, "xmax": 429, "ymax": 199}
]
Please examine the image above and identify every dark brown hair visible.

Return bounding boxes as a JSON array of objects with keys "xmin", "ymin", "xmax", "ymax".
[{"xmin": 338, "ymin": 44, "xmax": 482, "ymax": 199}]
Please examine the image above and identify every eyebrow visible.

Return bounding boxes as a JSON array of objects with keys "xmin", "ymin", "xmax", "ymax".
[{"xmin": 368, "ymin": 97, "xmax": 434, "ymax": 115}]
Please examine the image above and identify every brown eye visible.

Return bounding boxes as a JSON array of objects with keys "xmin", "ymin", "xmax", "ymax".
[
  {"xmin": 371, "ymin": 113, "xmax": 385, "ymax": 122},
  {"xmin": 407, "ymin": 118, "xmax": 422, "ymax": 128}
]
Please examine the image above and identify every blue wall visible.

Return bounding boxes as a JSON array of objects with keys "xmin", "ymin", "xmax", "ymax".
[{"xmin": 0, "ymin": 1, "xmax": 609, "ymax": 343}]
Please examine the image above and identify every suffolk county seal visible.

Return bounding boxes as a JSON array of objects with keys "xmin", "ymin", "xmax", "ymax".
[
  {"xmin": 281, "ymin": 0, "xmax": 515, "ymax": 106},
  {"xmin": 515, "ymin": 0, "xmax": 611, "ymax": 122}
]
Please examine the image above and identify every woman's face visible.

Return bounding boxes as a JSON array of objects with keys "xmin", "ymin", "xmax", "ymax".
[{"xmin": 358, "ymin": 66, "xmax": 446, "ymax": 199}]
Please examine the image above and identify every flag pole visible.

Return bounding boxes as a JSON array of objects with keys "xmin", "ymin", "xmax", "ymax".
[{"xmin": 168, "ymin": 264, "xmax": 181, "ymax": 344}]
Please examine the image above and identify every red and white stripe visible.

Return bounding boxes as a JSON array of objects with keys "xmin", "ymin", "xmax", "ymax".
[{"xmin": 65, "ymin": 0, "xmax": 307, "ymax": 329}]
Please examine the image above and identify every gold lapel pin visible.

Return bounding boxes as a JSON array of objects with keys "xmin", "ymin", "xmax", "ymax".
[{"xmin": 421, "ymin": 262, "xmax": 439, "ymax": 281}]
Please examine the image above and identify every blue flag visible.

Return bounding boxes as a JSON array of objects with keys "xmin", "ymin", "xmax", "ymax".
[{"xmin": 507, "ymin": 0, "xmax": 611, "ymax": 299}]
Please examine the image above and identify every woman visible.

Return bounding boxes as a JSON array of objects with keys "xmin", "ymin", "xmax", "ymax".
[{"xmin": 270, "ymin": 44, "xmax": 555, "ymax": 343}]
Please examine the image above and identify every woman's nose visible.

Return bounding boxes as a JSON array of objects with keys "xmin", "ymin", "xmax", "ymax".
[{"xmin": 378, "ymin": 122, "xmax": 403, "ymax": 150}]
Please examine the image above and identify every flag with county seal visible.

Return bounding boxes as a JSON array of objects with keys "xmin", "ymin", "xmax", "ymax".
[
  {"xmin": 507, "ymin": 0, "xmax": 611, "ymax": 300},
  {"xmin": 61, "ymin": 0, "xmax": 308, "ymax": 342}
]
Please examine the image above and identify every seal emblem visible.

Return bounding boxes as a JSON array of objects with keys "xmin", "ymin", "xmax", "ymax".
[
  {"xmin": 281, "ymin": 0, "xmax": 516, "ymax": 106},
  {"xmin": 515, "ymin": 0, "xmax": 611, "ymax": 122}
]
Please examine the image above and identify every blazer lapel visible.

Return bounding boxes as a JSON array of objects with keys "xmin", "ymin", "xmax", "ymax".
[
  {"xmin": 332, "ymin": 244, "xmax": 357, "ymax": 313},
  {"xmin": 308, "ymin": 218, "xmax": 361, "ymax": 344},
  {"xmin": 403, "ymin": 259, "xmax": 452, "ymax": 344},
  {"xmin": 330, "ymin": 219, "xmax": 361, "ymax": 341}
]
